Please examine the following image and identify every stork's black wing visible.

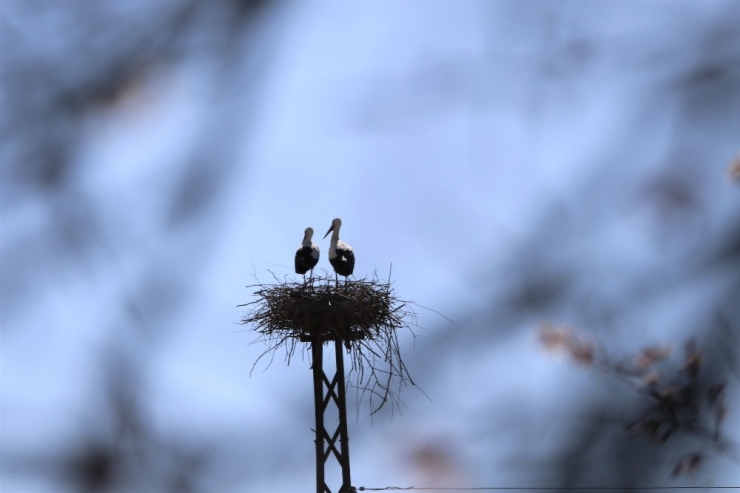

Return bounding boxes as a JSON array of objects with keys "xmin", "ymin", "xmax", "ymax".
[
  {"xmin": 330, "ymin": 247, "xmax": 354, "ymax": 277},
  {"xmin": 295, "ymin": 246, "xmax": 318, "ymax": 274}
]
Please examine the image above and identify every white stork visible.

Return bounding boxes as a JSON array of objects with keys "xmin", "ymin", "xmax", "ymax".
[
  {"xmin": 295, "ymin": 227, "xmax": 320, "ymax": 281},
  {"xmin": 323, "ymin": 217, "xmax": 355, "ymax": 282}
]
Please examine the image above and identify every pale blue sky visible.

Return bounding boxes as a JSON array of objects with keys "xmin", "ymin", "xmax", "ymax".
[{"xmin": 2, "ymin": 1, "xmax": 740, "ymax": 491}]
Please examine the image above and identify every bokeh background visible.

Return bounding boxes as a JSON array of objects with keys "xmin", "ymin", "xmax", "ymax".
[{"xmin": 2, "ymin": 0, "xmax": 740, "ymax": 491}]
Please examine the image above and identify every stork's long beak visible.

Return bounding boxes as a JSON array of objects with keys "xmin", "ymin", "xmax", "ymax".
[{"xmin": 323, "ymin": 224, "xmax": 334, "ymax": 239}]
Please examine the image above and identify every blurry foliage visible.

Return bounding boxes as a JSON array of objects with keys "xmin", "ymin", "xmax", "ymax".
[
  {"xmin": 1, "ymin": 0, "xmax": 273, "ymax": 491},
  {"xmin": 539, "ymin": 322, "xmax": 739, "ymax": 477},
  {"xmin": 2, "ymin": 352, "xmax": 217, "ymax": 492},
  {"xmin": 2, "ymin": 0, "xmax": 740, "ymax": 491},
  {"xmin": 0, "ymin": 0, "xmax": 273, "ymax": 321}
]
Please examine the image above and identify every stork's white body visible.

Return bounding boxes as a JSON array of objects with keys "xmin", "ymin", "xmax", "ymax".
[
  {"xmin": 295, "ymin": 227, "xmax": 320, "ymax": 278},
  {"xmin": 324, "ymin": 218, "xmax": 355, "ymax": 279}
]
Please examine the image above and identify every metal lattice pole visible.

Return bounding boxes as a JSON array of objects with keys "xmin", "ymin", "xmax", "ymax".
[
  {"xmin": 334, "ymin": 339, "xmax": 352, "ymax": 491},
  {"xmin": 311, "ymin": 331, "xmax": 327, "ymax": 493},
  {"xmin": 311, "ymin": 329, "xmax": 353, "ymax": 493}
]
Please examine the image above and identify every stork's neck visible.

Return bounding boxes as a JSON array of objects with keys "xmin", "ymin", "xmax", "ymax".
[
  {"xmin": 302, "ymin": 230, "xmax": 314, "ymax": 247},
  {"xmin": 330, "ymin": 228, "xmax": 340, "ymax": 246}
]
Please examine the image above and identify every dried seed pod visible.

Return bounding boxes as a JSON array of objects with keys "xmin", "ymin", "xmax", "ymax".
[
  {"xmin": 539, "ymin": 323, "xmax": 572, "ymax": 351},
  {"xmin": 635, "ymin": 346, "xmax": 672, "ymax": 369},
  {"xmin": 672, "ymin": 453, "xmax": 703, "ymax": 477},
  {"xmin": 728, "ymin": 153, "xmax": 740, "ymax": 182},
  {"xmin": 682, "ymin": 339, "xmax": 703, "ymax": 377},
  {"xmin": 569, "ymin": 340, "xmax": 595, "ymax": 366}
]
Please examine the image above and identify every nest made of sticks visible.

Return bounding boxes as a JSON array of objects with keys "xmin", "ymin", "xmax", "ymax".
[{"xmin": 239, "ymin": 272, "xmax": 423, "ymax": 415}]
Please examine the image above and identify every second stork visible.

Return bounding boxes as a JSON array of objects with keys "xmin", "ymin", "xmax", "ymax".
[
  {"xmin": 323, "ymin": 217, "xmax": 355, "ymax": 282},
  {"xmin": 295, "ymin": 227, "xmax": 320, "ymax": 281}
]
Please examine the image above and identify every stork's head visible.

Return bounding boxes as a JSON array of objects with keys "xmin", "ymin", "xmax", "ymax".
[
  {"xmin": 304, "ymin": 227, "xmax": 314, "ymax": 241},
  {"xmin": 323, "ymin": 218, "xmax": 342, "ymax": 239}
]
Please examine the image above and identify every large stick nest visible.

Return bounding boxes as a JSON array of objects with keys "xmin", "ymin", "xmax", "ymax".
[{"xmin": 239, "ymin": 272, "xmax": 423, "ymax": 415}]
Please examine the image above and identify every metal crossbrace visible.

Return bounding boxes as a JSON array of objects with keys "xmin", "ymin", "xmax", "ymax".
[
  {"xmin": 322, "ymin": 373, "xmax": 340, "ymax": 411},
  {"xmin": 323, "ymin": 427, "xmax": 343, "ymax": 462}
]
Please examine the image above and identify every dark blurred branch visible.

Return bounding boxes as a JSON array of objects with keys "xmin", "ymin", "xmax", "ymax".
[{"xmin": 539, "ymin": 322, "xmax": 740, "ymax": 476}]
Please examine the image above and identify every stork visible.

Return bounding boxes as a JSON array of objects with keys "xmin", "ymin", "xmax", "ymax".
[
  {"xmin": 295, "ymin": 227, "xmax": 320, "ymax": 281},
  {"xmin": 323, "ymin": 217, "xmax": 355, "ymax": 283}
]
